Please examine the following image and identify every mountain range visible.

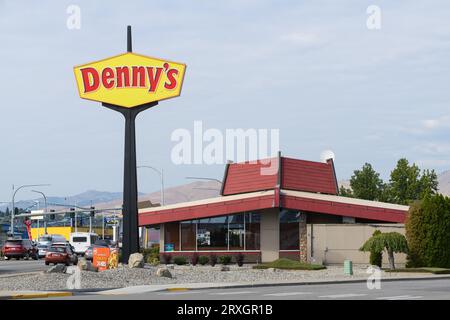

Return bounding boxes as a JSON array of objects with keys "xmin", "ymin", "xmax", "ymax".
[{"xmin": 1, "ymin": 170, "xmax": 450, "ymax": 212}]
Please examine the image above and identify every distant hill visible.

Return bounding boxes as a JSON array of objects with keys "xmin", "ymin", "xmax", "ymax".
[{"xmin": 94, "ymin": 180, "xmax": 221, "ymax": 209}]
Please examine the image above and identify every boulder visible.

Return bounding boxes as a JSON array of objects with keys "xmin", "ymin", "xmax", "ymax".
[
  {"xmin": 77, "ymin": 258, "xmax": 98, "ymax": 272},
  {"xmin": 156, "ymin": 267, "xmax": 172, "ymax": 278},
  {"xmin": 166, "ymin": 264, "xmax": 175, "ymax": 269},
  {"xmin": 220, "ymin": 266, "xmax": 230, "ymax": 272},
  {"xmin": 128, "ymin": 253, "xmax": 145, "ymax": 268},
  {"xmin": 46, "ymin": 264, "xmax": 67, "ymax": 273}
]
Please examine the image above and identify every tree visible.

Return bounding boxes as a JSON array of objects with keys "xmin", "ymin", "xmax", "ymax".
[
  {"xmin": 369, "ymin": 230, "xmax": 383, "ymax": 267},
  {"xmin": 388, "ymin": 158, "xmax": 438, "ymax": 205},
  {"xmin": 360, "ymin": 232, "xmax": 408, "ymax": 270},
  {"xmin": 406, "ymin": 194, "xmax": 450, "ymax": 268},
  {"xmin": 349, "ymin": 163, "xmax": 384, "ymax": 201},
  {"xmin": 339, "ymin": 185, "xmax": 353, "ymax": 197}
]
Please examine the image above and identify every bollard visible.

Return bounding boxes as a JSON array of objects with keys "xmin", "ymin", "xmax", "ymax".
[{"xmin": 344, "ymin": 259, "xmax": 353, "ymax": 275}]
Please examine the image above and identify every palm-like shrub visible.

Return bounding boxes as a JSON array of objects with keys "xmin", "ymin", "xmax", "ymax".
[{"xmin": 360, "ymin": 232, "xmax": 408, "ymax": 270}]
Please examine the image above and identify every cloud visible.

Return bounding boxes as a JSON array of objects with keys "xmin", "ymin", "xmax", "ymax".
[
  {"xmin": 279, "ymin": 32, "xmax": 322, "ymax": 47},
  {"xmin": 413, "ymin": 142, "xmax": 450, "ymax": 155},
  {"xmin": 422, "ymin": 115, "xmax": 450, "ymax": 130}
]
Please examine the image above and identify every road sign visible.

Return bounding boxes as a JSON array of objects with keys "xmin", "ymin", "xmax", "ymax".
[{"xmin": 74, "ymin": 52, "xmax": 186, "ymax": 108}]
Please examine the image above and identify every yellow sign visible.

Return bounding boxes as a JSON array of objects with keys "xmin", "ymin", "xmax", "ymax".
[{"xmin": 74, "ymin": 52, "xmax": 186, "ymax": 108}]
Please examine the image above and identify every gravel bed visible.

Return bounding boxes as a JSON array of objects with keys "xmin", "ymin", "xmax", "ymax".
[{"xmin": 0, "ymin": 264, "xmax": 421, "ymax": 292}]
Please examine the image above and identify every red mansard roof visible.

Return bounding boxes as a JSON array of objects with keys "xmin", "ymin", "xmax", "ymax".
[{"xmin": 221, "ymin": 156, "xmax": 339, "ymax": 196}]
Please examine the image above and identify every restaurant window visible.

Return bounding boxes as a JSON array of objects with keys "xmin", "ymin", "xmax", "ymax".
[
  {"xmin": 245, "ymin": 212, "xmax": 260, "ymax": 250},
  {"xmin": 279, "ymin": 209, "xmax": 300, "ymax": 250},
  {"xmin": 181, "ymin": 220, "xmax": 197, "ymax": 251},
  {"xmin": 228, "ymin": 213, "xmax": 245, "ymax": 250},
  {"xmin": 197, "ymin": 216, "xmax": 228, "ymax": 250},
  {"xmin": 164, "ymin": 222, "xmax": 180, "ymax": 251}
]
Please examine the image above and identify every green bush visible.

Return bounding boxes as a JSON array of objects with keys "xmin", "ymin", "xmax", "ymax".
[
  {"xmin": 369, "ymin": 230, "xmax": 383, "ymax": 267},
  {"xmin": 198, "ymin": 256, "xmax": 209, "ymax": 265},
  {"xmin": 235, "ymin": 253, "xmax": 244, "ymax": 267},
  {"xmin": 141, "ymin": 245, "xmax": 160, "ymax": 264},
  {"xmin": 253, "ymin": 258, "xmax": 325, "ymax": 270},
  {"xmin": 147, "ymin": 256, "xmax": 159, "ymax": 266},
  {"xmin": 209, "ymin": 254, "xmax": 218, "ymax": 266},
  {"xmin": 173, "ymin": 256, "xmax": 187, "ymax": 265},
  {"xmin": 219, "ymin": 255, "xmax": 232, "ymax": 265},
  {"xmin": 406, "ymin": 194, "xmax": 450, "ymax": 268}
]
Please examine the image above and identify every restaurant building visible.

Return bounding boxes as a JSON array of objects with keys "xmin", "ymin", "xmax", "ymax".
[{"xmin": 138, "ymin": 154, "xmax": 409, "ymax": 263}]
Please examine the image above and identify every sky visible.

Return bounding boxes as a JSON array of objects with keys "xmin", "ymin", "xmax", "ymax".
[{"xmin": 1, "ymin": 0, "xmax": 450, "ymax": 201}]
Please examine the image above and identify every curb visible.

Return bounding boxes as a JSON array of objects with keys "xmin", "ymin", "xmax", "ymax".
[
  {"xmin": 0, "ymin": 292, "xmax": 73, "ymax": 300},
  {"xmin": 97, "ymin": 274, "xmax": 450, "ymax": 295}
]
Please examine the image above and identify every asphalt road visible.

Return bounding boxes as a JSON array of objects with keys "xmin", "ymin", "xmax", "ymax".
[
  {"xmin": 0, "ymin": 259, "xmax": 49, "ymax": 275},
  {"xmin": 52, "ymin": 278, "xmax": 450, "ymax": 300}
]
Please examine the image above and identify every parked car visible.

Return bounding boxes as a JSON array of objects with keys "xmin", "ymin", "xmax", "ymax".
[
  {"xmin": 84, "ymin": 239, "xmax": 112, "ymax": 261},
  {"xmin": 37, "ymin": 234, "xmax": 68, "ymax": 258},
  {"xmin": 69, "ymin": 232, "xmax": 99, "ymax": 255},
  {"xmin": 1, "ymin": 238, "xmax": 39, "ymax": 260},
  {"xmin": 45, "ymin": 244, "xmax": 78, "ymax": 266}
]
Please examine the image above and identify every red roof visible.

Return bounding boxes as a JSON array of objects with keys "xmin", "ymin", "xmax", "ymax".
[
  {"xmin": 221, "ymin": 155, "xmax": 338, "ymax": 196},
  {"xmin": 138, "ymin": 189, "xmax": 408, "ymax": 225}
]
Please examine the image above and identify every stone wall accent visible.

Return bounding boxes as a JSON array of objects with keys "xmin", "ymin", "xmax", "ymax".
[{"xmin": 299, "ymin": 212, "xmax": 307, "ymax": 262}]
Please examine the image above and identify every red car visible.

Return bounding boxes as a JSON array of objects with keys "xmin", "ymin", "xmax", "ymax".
[
  {"xmin": 45, "ymin": 244, "xmax": 78, "ymax": 266},
  {"xmin": 1, "ymin": 239, "xmax": 39, "ymax": 260}
]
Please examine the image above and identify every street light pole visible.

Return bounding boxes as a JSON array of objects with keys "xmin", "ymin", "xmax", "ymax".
[
  {"xmin": 137, "ymin": 166, "xmax": 165, "ymax": 206},
  {"xmin": 31, "ymin": 190, "xmax": 48, "ymax": 234},
  {"xmin": 11, "ymin": 184, "xmax": 50, "ymax": 235}
]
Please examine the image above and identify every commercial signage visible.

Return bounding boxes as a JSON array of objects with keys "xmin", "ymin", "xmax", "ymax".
[
  {"xmin": 74, "ymin": 52, "xmax": 186, "ymax": 108},
  {"xmin": 93, "ymin": 247, "xmax": 119, "ymax": 271}
]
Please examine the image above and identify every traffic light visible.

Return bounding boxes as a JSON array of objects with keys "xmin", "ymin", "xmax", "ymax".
[
  {"xmin": 90, "ymin": 206, "xmax": 95, "ymax": 217},
  {"xmin": 50, "ymin": 209, "xmax": 55, "ymax": 220},
  {"xmin": 69, "ymin": 207, "xmax": 75, "ymax": 219}
]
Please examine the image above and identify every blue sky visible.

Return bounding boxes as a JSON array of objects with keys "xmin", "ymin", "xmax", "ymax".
[{"xmin": 1, "ymin": 0, "xmax": 450, "ymax": 201}]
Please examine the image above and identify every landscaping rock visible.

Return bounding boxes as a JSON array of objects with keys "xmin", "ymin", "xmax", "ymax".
[
  {"xmin": 266, "ymin": 268, "xmax": 278, "ymax": 272},
  {"xmin": 77, "ymin": 258, "xmax": 98, "ymax": 272},
  {"xmin": 156, "ymin": 267, "xmax": 172, "ymax": 278},
  {"xmin": 46, "ymin": 264, "xmax": 67, "ymax": 273},
  {"xmin": 166, "ymin": 264, "xmax": 175, "ymax": 269},
  {"xmin": 128, "ymin": 253, "xmax": 145, "ymax": 268},
  {"xmin": 220, "ymin": 266, "xmax": 230, "ymax": 272}
]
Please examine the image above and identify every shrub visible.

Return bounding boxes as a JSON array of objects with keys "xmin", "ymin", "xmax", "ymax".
[
  {"xmin": 406, "ymin": 194, "xmax": 450, "ymax": 268},
  {"xmin": 219, "ymin": 255, "xmax": 232, "ymax": 265},
  {"xmin": 198, "ymin": 256, "xmax": 209, "ymax": 265},
  {"xmin": 369, "ymin": 230, "xmax": 383, "ymax": 267},
  {"xmin": 141, "ymin": 245, "xmax": 160, "ymax": 264},
  {"xmin": 190, "ymin": 253, "xmax": 199, "ymax": 266},
  {"xmin": 147, "ymin": 257, "xmax": 159, "ymax": 266},
  {"xmin": 161, "ymin": 254, "xmax": 172, "ymax": 264},
  {"xmin": 209, "ymin": 253, "xmax": 218, "ymax": 266},
  {"xmin": 173, "ymin": 256, "xmax": 187, "ymax": 265},
  {"xmin": 360, "ymin": 232, "xmax": 408, "ymax": 270},
  {"xmin": 235, "ymin": 253, "xmax": 244, "ymax": 267}
]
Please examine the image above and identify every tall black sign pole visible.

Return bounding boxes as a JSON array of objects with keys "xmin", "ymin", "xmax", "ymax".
[{"xmin": 102, "ymin": 26, "xmax": 158, "ymax": 263}]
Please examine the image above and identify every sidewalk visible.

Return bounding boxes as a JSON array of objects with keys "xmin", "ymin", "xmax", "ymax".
[{"xmin": 96, "ymin": 273, "xmax": 450, "ymax": 296}]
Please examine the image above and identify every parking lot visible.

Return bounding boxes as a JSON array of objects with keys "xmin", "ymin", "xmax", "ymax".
[{"xmin": 0, "ymin": 259, "xmax": 49, "ymax": 275}]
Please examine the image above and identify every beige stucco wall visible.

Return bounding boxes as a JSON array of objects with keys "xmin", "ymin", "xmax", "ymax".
[
  {"xmin": 260, "ymin": 208, "xmax": 280, "ymax": 262},
  {"xmin": 307, "ymin": 224, "xmax": 406, "ymax": 266}
]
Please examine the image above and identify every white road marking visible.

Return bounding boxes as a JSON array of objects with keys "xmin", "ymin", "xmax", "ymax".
[
  {"xmin": 210, "ymin": 291, "xmax": 256, "ymax": 295},
  {"xmin": 319, "ymin": 293, "xmax": 367, "ymax": 299},
  {"xmin": 376, "ymin": 295, "xmax": 423, "ymax": 300},
  {"xmin": 264, "ymin": 292, "xmax": 312, "ymax": 297}
]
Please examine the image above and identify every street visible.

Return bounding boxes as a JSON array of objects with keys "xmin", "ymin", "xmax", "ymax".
[
  {"xmin": 0, "ymin": 259, "xmax": 48, "ymax": 275},
  {"xmin": 48, "ymin": 278, "xmax": 450, "ymax": 300}
]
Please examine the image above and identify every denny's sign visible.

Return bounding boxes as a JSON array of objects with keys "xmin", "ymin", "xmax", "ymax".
[{"xmin": 74, "ymin": 52, "xmax": 186, "ymax": 108}]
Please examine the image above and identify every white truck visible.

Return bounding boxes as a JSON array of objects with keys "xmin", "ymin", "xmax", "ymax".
[{"xmin": 69, "ymin": 232, "xmax": 99, "ymax": 255}]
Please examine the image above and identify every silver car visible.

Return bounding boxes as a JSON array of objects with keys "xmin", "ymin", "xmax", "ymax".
[{"xmin": 37, "ymin": 244, "xmax": 50, "ymax": 258}]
